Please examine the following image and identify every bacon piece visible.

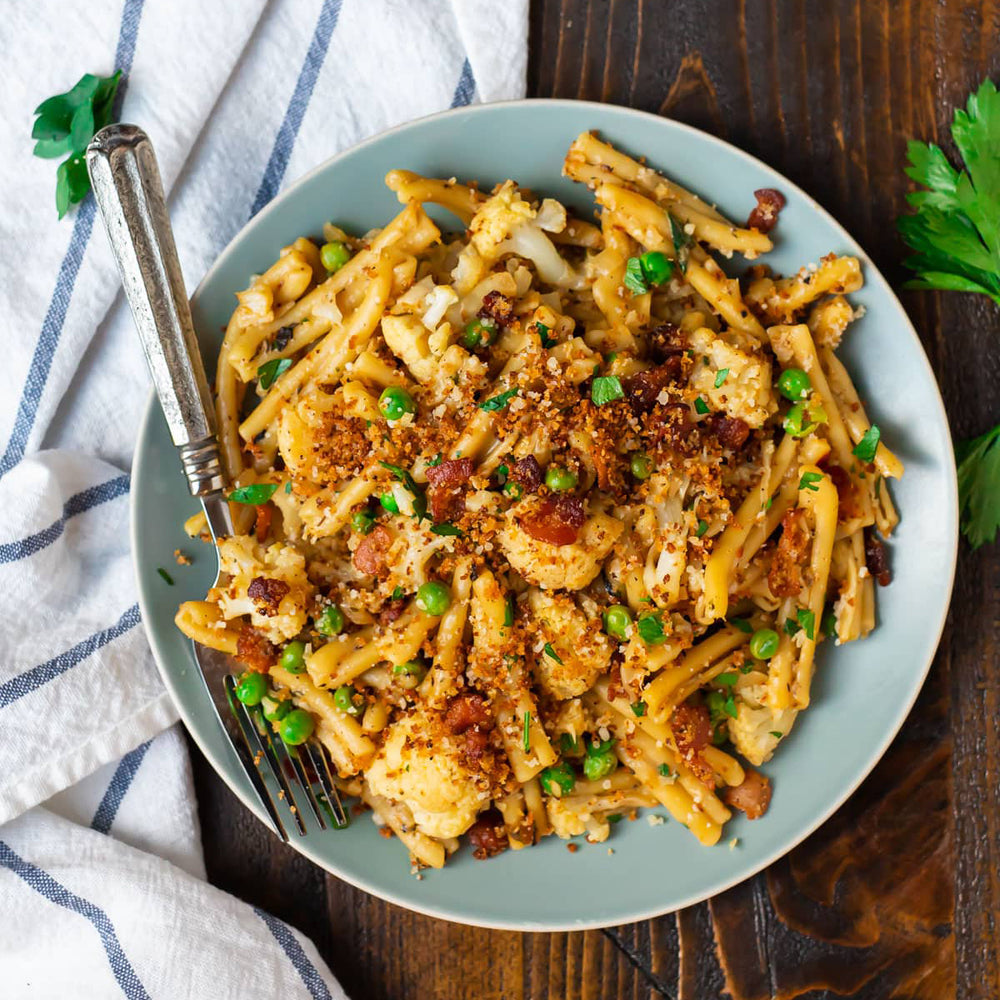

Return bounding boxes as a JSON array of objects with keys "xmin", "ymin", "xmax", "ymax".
[
  {"xmin": 746, "ymin": 188, "xmax": 786, "ymax": 234},
  {"xmin": 723, "ymin": 769, "xmax": 772, "ymax": 819},
  {"xmin": 864, "ymin": 528, "xmax": 891, "ymax": 586},
  {"xmin": 707, "ymin": 413, "xmax": 751, "ymax": 450},
  {"xmin": 463, "ymin": 727, "xmax": 490, "ymax": 765},
  {"xmin": 254, "ymin": 504, "xmax": 273, "ymax": 543},
  {"xmin": 236, "ymin": 625, "xmax": 277, "ymax": 672},
  {"xmin": 378, "ymin": 597, "xmax": 406, "ymax": 626},
  {"xmin": 468, "ymin": 808, "xmax": 508, "ymax": 859},
  {"xmin": 444, "ymin": 693, "xmax": 492, "ymax": 735},
  {"xmin": 624, "ymin": 360, "xmax": 684, "ymax": 413},
  {"xmin": 768, "ymin": 509, "xmax": 810, "ymax": 598},
  {"xmin": 272, "ymin": 325, "xmax": 294, "ymax": 351},
  {"xmin": 652, "ymin": 402, "xmax": 695, "ymax": 447},
  {"xmin": 426, "ymin": 458, "xmax": 474, "ymax": 522},
  {"xmin": 671, "ymin": 700, "xmax": 714, "ymax": 785},
  {"xmin": 521, "ymin": 495, "xmax": 586, "ymax": 546},
  {"xmin": 247, "ymin": 576, "xmax": 289, "ymax": 616},
  {"xmin": 478, "ymin": 290, "xmax": 515, "ymax": 329},
  {"xmin": 647, "ymin": 322, "xmax": 687, "ymax": 363},
  {"xmin": 353, "ymin": 524, "xmax": 392, "ymax": 576},
  {"xmin": 509, "ymin": 455, "xmax": 543, "ymax": 493}
]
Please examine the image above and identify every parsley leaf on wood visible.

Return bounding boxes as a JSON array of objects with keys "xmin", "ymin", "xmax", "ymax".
[{"xmin": 957, "ymin": 424, "xmax": 1000, "ymax": 549}]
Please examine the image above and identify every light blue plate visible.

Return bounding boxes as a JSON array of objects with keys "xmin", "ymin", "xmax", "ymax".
[{"xmin": 132, "ymin": 100, "xmax": 958, "ymax": 930}]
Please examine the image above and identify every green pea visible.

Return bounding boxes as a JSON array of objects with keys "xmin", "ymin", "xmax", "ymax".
[
  {"xmin": 234, "ymin": 671, "xmax": 267, "ymax": 706},
  {"xmin": 351, "ymin": 510, "xmax": 375, "ymax": 534},
  {"xmin": 320, "ymin": 241, "xmax": 350, "ymax": 273},
  {"xmin": 778, "ymin": 368, "xmax": 812, "ymax": 401},
  {"xmin": 380, "ymin": 491, "xmax": 400, "ymax": 514},
  {"xmin": 461, "ymin": 316, "xmax": 498, "ymax": 349},
  {"xmin": 545, "ymin": 466, "xmax": 578, "ymax": 492},
  {"xmin": 582, "ymin": 748, "xmax": 618, "ymax": 782},
  {"xmin": 630, "ymin": 452, "xmax": 653, "ymax": 480},
  {"xmin": 280, "ymin": 641, "xmax": 306, "ymax": 674},
  {"xmin": 261, "ymin": 693, "xmax": 292, "ymax": 722},
  {"xmin": 392, "ymin": 660, "xmax": 426, "ymax": 687},
  {"xmin": 334, "ymin": 684, "xmax": 363, "ymax": 716},
  {"xmin": 379, "ymin": 386, "xmax": 416, "ymax": 421},
  {"xmin": 706, "ymin": 690, "xmax": 726, "ymax": 719},
  {"xmin": 749, "ymin": 627, "xmax": 780, "ymax": 660},
  {"xmin": 278, "ymin": 708, "xmax": 315, "ymax": 745},
  {"xmin": 603, "ymin": 604, "xmax": 633, "ymax": 641},
  {"xmin": 783, "ymin": 401, "xmax": 819, "ymax": 439},
  {"xmin": 539, "ymin": 762, "xmax": 576, "ymax": 796},
  {"xmin": 711, "ymin": 723, "xmax": 729, "ymax": 746},
  {"xmin": 638, "ymin": 250, "xmax": 673, "ymax": 285},
  {"xmin": 503, "ymin": 481, "xmax": 523, "ymax": 500},
  {"xmin": 316, "ymin": 605, "xmax": 345, "ymax": 636},
  {"xmin": 416, "ymin": 580, "xmax": 451, "ymax": 616}
]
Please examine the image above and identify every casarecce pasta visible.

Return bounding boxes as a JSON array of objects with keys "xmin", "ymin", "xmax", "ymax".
[{"xmin": 175, "ymin": 132, "xmax": 901, "ymax": 867}]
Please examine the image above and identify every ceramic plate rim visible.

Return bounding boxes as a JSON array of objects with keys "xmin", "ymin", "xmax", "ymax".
[{"xmin": 131, "ymin": 98, "xmax": 958, "ymax": 931}]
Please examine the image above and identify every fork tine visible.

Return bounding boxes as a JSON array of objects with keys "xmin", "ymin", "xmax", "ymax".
[
  {"xmin": 222, "ymin": 676, "xmax": 289, "ymax": 842},
  {"xmin": 253, "ymin": 718, "xmax": 309, "ymax": 837},
  {"xmin": 302, "ymin": 740, "xmax": 349, "ymax": 829},
  {"xmin": 283, "ymin": 742, "xmax": 327, "ymax": 830}
]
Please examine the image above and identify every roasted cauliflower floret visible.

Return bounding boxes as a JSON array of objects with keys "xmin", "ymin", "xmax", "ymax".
[
  {"xmin": 498, "ymin": 511, "xmax": 623, "ymax": 590},
  {"xmin": 727, "ymin": 668, "xmax": 798, "ymax": 766},
  {"xmin": 468, "ymin": 180, "xmax": 578, "ymax": 287},
  {"xmin": 365, "ymin": 708, "xmax": 487, "ymax": 839},
  {"xmin": 527, "ymin": 590, "xmax": 613, "ymax": 700},
  {"xmin": 213, "ymin": 536, "xmax": 314, "ymax": 643},
  {"xmin": 687, "ymin": 326, "xmax": 775, "ymax": 428}
]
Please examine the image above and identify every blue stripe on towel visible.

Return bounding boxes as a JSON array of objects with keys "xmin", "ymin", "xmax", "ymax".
[
  {"xmin": 255, "ymin": 907, "xmax": 333, "ymax": 1000},
  {"xmin": 450, "ymin": 57, "xmax": 475, "ymax": 107},
  {"xmin": 0, "ymin": 604, "xmax": 141, "ymax": 710},
  {"xmin": 250, "ymin": 0, "xmax": 344, "ymax": 217},
  {"xmin": 0, "ymin": 473, "xmax": 130, "ymax": 565},
  {"xmin": 0, "ymin": 840, "xmax": 151, "ymax": 999},
  {"xmin": 91, "ymin": 739, "xmax": 153, "ymax": 834}
]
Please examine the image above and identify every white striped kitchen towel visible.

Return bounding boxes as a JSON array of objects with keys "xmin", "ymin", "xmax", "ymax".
[{"xmin": 0, "ymin": 0, "xmax": 527, "ymax": 995}]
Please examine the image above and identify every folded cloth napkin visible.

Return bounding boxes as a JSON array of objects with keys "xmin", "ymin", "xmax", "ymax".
[{"xmin": 0, "ymin": 0, "xmax": 526, "ymax": 994}]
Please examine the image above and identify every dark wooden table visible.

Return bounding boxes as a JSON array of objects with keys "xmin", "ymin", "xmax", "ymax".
[{"xmin": 189, "ymin": 3, "xmax": 1000, "ymax": 997}]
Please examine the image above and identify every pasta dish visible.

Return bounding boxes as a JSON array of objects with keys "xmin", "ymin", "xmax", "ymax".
[{"xmin": 176, "ymin": 131, "xmax": 901, "ymax": 868}]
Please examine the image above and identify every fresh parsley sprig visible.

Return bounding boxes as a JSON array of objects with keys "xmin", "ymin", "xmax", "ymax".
[
  {"xmin": 898, "ymin": 79, "xmax": 1000, "ymax": 548},
  {"xmin": 33, "ymin": 71, "xmax": 123, "ymax": 218}
]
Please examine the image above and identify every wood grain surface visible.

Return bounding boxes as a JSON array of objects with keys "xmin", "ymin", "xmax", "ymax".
[{"xmin": 190, "ymin": 3, "xmax": 1000, "ymax": 997}]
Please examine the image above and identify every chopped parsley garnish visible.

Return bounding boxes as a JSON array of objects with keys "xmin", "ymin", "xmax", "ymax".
[
  {"xmin": 852, "ymin": 425, "xmax": 881, "ymax": 463},
  {"xmin": 696, "ymin": 519, "xmax": 709, "ymax": 537},
  {"xmin": 543, "ymin": 642, "xmax": 563, "ymax": 663},
  {"xmin": 784, "ymin": 617, "xmax": 801, "ymax": 637},
  {"xmin": 479, "ymin": 388, "xmax": 518, "ymax": 412},
  {"xmin": 591, "ymin": 375, "xmax": 625, "ymax": 407},
  {"xmin": 608, "ymin": 813, "xmax": 623, "ymax": 823},
  {"xmin": 623, "ymin": 256, "xmax": 649, "ymax": 295},
  {"xmin": 799, "ymin": 471, "xmax": 823, "ymax": 492},
  {"xmin": 535, "ymin": 321, "xmax": 555, "ymax": 348},
  {"xmin": 426, "ymin": 453, "xmax": 443, "ymax": 467},
  {"xmin": 33, "ymin": 70, "xmax": 123, "ymax": 217},
  {"xmin": 723, "ymin": 695, "xmax": 738, "ymax": 719},
  {"xmin": 694, "ymin": 396, "xmax": 709, "ymax": 415},
  {"xmin": 631, "ymin": 700, "xmax": 647, "ymax": 717},
  {"xmin": 379, "ymin": 460, "xmax": 419, "ymax": 494},
  {"xmin": 430, "ymin": 523, "xmax": 462, "ymax": 536},
  {"xmin": 717, "ymin": 672, "xmax": 738, "ymax": 688},
  {"xmin": 157, "ymin": 567, "xmax": 174, "ymax": 585},
  {"xmin": 769, "ymin": 731, "xmax": 784, "ymax": 739},
  {"xmin": 714, "ymin": 368, "xmax": 729, "ymax": 388},
  {"xmin": 658, "ymin": 763, "xmax": 672, "ymax": 778},
  {"xmin": 729, "ymin": 617, "xmax": 753, "ymax": 634},
  {"xmin": 821, "ymin": 608, "xmax": 837, "ymax": 637},
  {"xmin": 796, "ymin": 608, "xmax": 816, "ymax": 640},
  {"xmin": 257, "ymin": 357, "xmax": 292, "ymax": 390},
  {"xmin": 228, "ymin": 483, "xmax": 278, "ymax": 505},
  {"xmin": 559, "ymin": 733, "xmax": 580, "ymax": 754},
  {"xmin": 523, "ymin": 711, "xmax": 531, "ymax": 753},
  {"xmin": 391, "ymin": 586, "xmax": 405, "ymax": 600},
  {"xmin": 636, "ymin": 612, "xmax": 666, "ymax": 645},
  {"xmin": 669, "ymin": 215, "xmax": 692, "ymax": 273},
  {"xmin": 284, "ymin": 481, "xmax": 293, "ymax": 494},
  {"xmin": 496, "ymin": 464, "xmax": 509, "ymax": 485},
  {"xmin": 504, "ymin": 595, "xmax": 515, "ymax": 627}
]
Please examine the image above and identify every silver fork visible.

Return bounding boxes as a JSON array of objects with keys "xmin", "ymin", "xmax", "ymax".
[{"xmin": 86, "ymin": 123, "xmax": 347, "ymax": 841}]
